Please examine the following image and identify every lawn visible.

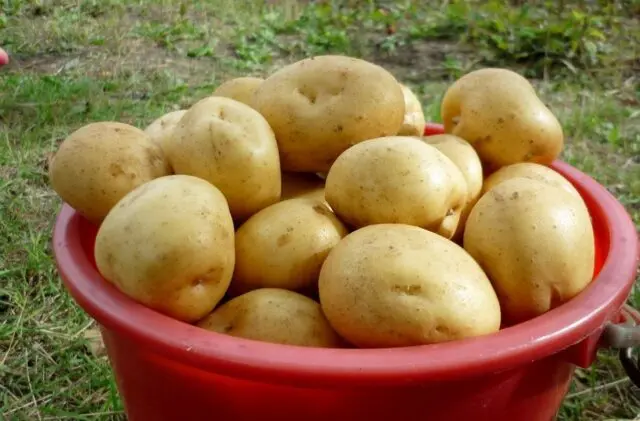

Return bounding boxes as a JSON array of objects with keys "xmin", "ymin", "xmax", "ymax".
[{"xmin": 0, "ymin": 0, "xmax": 639, "ymax": 420}]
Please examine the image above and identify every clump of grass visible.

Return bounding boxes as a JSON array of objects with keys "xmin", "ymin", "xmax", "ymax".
[
  {"xmin": 405, "ymin": 1, "xmax": 637, "ymax": 79},
  {"xmin": 235, "ymin": 0, "xmax": 640, "ymax": 81}
]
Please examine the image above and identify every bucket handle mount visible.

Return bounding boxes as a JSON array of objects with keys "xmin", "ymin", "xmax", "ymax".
[{"xmin": 601, "ymin": 305, "xmax": 640, "ymax": 388}]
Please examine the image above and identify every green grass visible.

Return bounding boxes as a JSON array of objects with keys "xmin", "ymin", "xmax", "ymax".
[{"xmin": 1, "ymin": 0, "xmax": 639, "ymax": 420}]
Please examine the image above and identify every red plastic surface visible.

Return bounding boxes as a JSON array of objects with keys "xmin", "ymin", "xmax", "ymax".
[
  {"xmin": 52, "ymin": 123, "xmax": 639, "ymax": 421},
  {"xmin": 0, "ymin": 48, "xmax": 8, "ymax": 66}
]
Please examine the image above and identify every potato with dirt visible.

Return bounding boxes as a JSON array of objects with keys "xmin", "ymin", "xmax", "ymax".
[
  {"xmin": 325, "ymin": 136, "xmax": 468, "ymax": 239},
  {"xmin": 94, "ymin": 174, "xmax": 236, "ymax": 323},
  {"xmin": 481, "ymin": 162, "xmax": 581, "ymax": 199},
  {"xmin": 280, "ymin": 172, "xmax": 326, "ymax": 202},
  {"xmin": 318, "ymin": 224, "xmax": 501, "ymax": 348},
  {"xmin": 49, "ymin": 121, "xmax": 171, "ymax": 224},
  {"xmin": 144, "ymin": 109, "xmax": 187, "ymax": 154},
  {"xmin": 198, "ymin": 288, "xmax": 344, "ymax": 348},
  {"xmin": 463, "ymin": 177, "xmax": 595, "ymax": 324},
  {"xmin": 212, "ymin": 76, "xmax": 264, "ymax": 106},
  {"xmin": 397, "ymin": 84, "xmax": 426, "ymax": 136},
  {"xmin": 164, "ymin": 96, "xmax": 281, "ymax": 221},
  {"xmin": 252, "ymin": 55, "xmax": 405, "ymax": 172},
  {"xmin": 230, "ymin": 197, "xmax": 348, "ymax": 296},
  {"xmin": 422, "ymin": 134, "xmax": 484, "ymax": 240},
  {"xmin": 441, "ymin": 68, "xmax": 564, "ymax": 171}
]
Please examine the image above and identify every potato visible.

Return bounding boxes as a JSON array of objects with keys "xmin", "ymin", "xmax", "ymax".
[
  {"xmin": 252, "ymin": 55, "xmax": 405, "ymax": 172},
  {"xmin": 482, "ymin": 162, "xmax": 581, "ymax": 199},
  {"xmin": 422, "ymin": 134, "xmax": 483, "ymax": 202},
  {"xmin": 197, "ymin": 288, "xmax": 344, "ymax": 348},
  {"xmin": 230, "ymin": 198, "xmax": 348, "ymax": 296},
  {"xmin": 325, "ymin": 136, "xmax": 468, "ymax": 239},
  {"xmin": 164, "ymin": 96, "xmax": 281, "ymax": 221},
  {"xmin": 441, "ymin": 68, "xmax": 564, "ymax": 171},
  {"xmin": 94, "ymin": 175, "xmax": 235, "ymax": 323},
  {"xmin": 281, "ymin": 171, "xmax": 325, "ymax": 202},
  {"xmin": 212, "ymin": 77, "xmax": 264, "ymax": 106},
  {"xmin": 49, "ymin": 121, "xmax": 171, "ymax": 224},
  {"xmin": 422, "ymin": 134, "xmax": 484, "ymax": 240},
  {"xmin": 144, "ymin": 109, "xmax": 187, "ymax": 153},
  {"xmin": 397, "ymin": 84, "xmax": 426, "ymax": 136},
  {"xmin": 318, "ymin": 224, "xmax": 501, "ymax": 348},
  {"xmin": 463, "ymin": 177, "xmax": 595, "ymax": 325}
]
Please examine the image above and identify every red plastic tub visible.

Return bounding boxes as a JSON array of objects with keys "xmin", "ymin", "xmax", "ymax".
[{"xmin": 53, "ymin": 123, "xmax": 639, "ymax": 421}]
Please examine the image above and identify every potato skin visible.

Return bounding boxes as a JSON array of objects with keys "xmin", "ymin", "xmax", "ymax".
[
  {"xmin": 441, "ymin": 68, "xmax": 564, "ymax": 171},
  {"xmin": 422, "ymin": 134, "xmax": 484, "ymax": 241},
  {"xmin": 422, "ymin": 134, "xmax": 483, "ymax": 202},
  {"xmin": 144, "ymin": 109, "xmax": 187, "ymax": 153},
  {"xmin": 482, "ymin": 162, "xmax": 581, "ymax": 199},
  {"xmin": 318, "ymin": 224, "xmax": 501, "ymax": 348},
  {"xmin": 463, "ymin": 177, "xmax": 595, "ymax": 325},
  {"xmin": 164, "ymin": 96, "xmax": 281, "ymax": 221},
  {"xmin": 397, "ymin": 84, "xmax": 426, "ymax": 136},
  {"xmin": 197, "ymin": 288, "xmax": 344, "ymax": 348},
  {"xmin": 252, "ymin": 55, "xmax": 405, "ymax": 172},
  {"xmin": 212, "ymin": 77, "xmax": 264, "ymax": 106},
  {"xmin": 280, "ymin": 171, "xmax": 325, "ymax": 202},
  {"xmin": 230, "ymin": 198, "xmax": 348, "ymax": 296},
  {"xmin": 94, "ymin": 175, "xmax": 236, "ymax": 323},
  {"xmin": 325, "ymin": 136, "xmax": 468, "ymax": 239},
  {"xmin": 49, "ymin": 121, "xmax": 171, "ymax": 224}
]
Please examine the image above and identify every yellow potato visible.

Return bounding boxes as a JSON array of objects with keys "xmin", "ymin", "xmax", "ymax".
[
  {"xmin": 281, "ymin": 171, "xmax": 325, "ymax": 202},
  {"xmin": 144, "ymin": 110, "xmax": 187, "ymax": 153},
  {"xmin": 463, "ymin": 177, "xmax": 595, "ymax": 325},
  {"xmin": 49, "ymin": 121, "xmax": 171, "ymax": 224},
  {"xmin": 397, "ymin": 84, "xmax": 426, "ymax": 136},
  {"xmin": 422, "ymin": 134, "xmax": 484, "ymax": 240},
  {"xmin": 325, "ymin": 136, "xmax": 468, "ymax": 239},
  {"xmin": 252, "ymin": 55, "xmax": 405, "ymax": 172},
  {"xmin": 441, "ymin": 68, "xmax": 564, "ymax": 171},
  {"xmin": 230, "ymin": 198, "xmax": 348, "ymax": 296},
  {"xmin": 422, "ymin": 134, "xmax": 483, "ymax": 202},
  {"xmin": 318, "ymin": 224, "xmax": 501, "ymax": 348},
  {"xmin": 94, "ymin": 175, "xmax": 235, "ymax": 323},
  {"xmin": 164, "ymin": 96, "xmax": 281, "ymax": 221},
  {"xmin": 212, "ymin": 77, "xmax": 264, "ymax": 106},
  {"xmin": 198, "ymin": 288, "xmax": 344, "ymax": 348},
  {"xmin": 482, "ymin": 162, "xmax": 581, "ymax": 199}
]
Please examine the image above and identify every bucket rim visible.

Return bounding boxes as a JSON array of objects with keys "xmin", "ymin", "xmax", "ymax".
[{"xmin": 52, "ymin": 124, "xmax": 639, "ymax": 387}]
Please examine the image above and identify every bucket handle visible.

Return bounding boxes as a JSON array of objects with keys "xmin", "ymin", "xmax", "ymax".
[{"xmin": 601, "ymin": 304, "xmax": 640, "ymax": 387}]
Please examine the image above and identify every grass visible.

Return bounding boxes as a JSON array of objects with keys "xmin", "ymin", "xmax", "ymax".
[{"xmin": 0, "ymin": 0, "xmax": 638, "ymax": 419}]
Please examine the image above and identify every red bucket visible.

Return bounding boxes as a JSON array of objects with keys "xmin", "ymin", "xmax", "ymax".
[{"xmin": 53, "ymin": 123, "xmax": 639, "ymax": 421}]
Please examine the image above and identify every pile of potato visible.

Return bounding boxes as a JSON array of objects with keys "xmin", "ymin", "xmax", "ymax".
[{"xmin": 49, "ymin": 55, "xmax": 595, "ymax": 349}]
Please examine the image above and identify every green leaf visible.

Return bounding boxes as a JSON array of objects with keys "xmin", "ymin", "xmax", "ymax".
[{"xmin": 587, "ymin": 28, "xmax": 606, "ymax": 41}]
